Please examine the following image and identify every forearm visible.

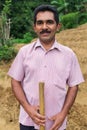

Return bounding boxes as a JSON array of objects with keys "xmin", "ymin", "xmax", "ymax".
[
  {"xmin": 11, "ymin": 78, "xmax": 46, "ymax": 126},
  {"xmin": 11, "ymin": 78, "xmax": 31, "ymax": 113},
  {"xmin": 61, "ymin": 86, "xmax": 78, "ymax": 117},
  {"xmin": 49, "ymin": 86, "xmax": 78, "ymax": 130}
]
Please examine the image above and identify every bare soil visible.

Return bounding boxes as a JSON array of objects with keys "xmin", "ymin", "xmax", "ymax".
[{"xmin": 0, "ymin": 23, "xmax": 87, "ymax": 130}]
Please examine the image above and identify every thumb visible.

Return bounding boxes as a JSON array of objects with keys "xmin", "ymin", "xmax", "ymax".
[
  {"xmin": 49, "ymin": 115, "xmax": 56, "ymax": 121},
  {"xmin": 36, "ymin": 105, "xmax": 40, "ymax": 113}
]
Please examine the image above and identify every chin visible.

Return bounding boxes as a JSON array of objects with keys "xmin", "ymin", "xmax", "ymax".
[
  {"xmin": 40, "ymin": 37, "xmax": 54, "ymax": 43},
  {"xmin": 41, "ymin": 39, "xmax": 50, "ymax": 43}
]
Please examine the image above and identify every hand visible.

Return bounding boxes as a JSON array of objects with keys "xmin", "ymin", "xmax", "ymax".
[
  {"xmin": 28, "ymin": 105, "xmax": 46, "ymax": 126},
  {"xmin": 49, "ymin": 112, "xmax": 65, "ymax": 130}
]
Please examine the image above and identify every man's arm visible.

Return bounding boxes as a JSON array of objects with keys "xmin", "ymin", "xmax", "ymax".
[
  {"xmin": 11, "ymin": 78, "xmax": 45, "ymax": 126},
  {"xmin": 50, "ymin": 85, "xmax": 78, "ymax": 130},
  {"xmin": 62, "ymin": 85, "xmax": 78, "ymax": 116}
]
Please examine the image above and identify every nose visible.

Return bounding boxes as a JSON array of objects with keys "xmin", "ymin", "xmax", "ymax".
[{"xmin": 42, "ymin": 23, "xmax": 48, "ymax": 29}]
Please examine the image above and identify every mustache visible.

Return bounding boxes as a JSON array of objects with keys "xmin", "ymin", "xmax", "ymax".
[{"xmin": 40, "ymin": 29, "xmax": 51, "ymax": 34}]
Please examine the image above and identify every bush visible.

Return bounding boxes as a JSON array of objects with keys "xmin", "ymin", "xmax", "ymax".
[
  {"xmin": 23, "ymin": 32, "xmax": 33, "ymax": 43},
  {"xmin": 61, "ymin": 12, "xmax": 79, "ymax": 29},
  {"xmin": 12, "ymin": 32, "xmax": 33, "ymax": 44},
  {"xmin": 0, "ymin": 38, "xmax": 17, "ymax": 62},
  {"xmin": 11, "ymin": 38, "xmax": 26, "ymax": 44},
  {"xmin": 4, "ymin": 38, "xmax": 15, "ymax": 46},
  {"xmin": 78, "ymin": 12, "xmax": 87, "ymax": 25},
  {"xmin": 0, "ymin": 45, "xmax": 17, "ymax": 62}
]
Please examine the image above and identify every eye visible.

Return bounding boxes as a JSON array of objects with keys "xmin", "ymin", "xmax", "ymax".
[
  {"xmin": 36, "ymin": 20, "xmax": 43, "ymax": 25},
  {"xmin": 47, "ymin": 20, "xmax": 54, "ymax": 25}
]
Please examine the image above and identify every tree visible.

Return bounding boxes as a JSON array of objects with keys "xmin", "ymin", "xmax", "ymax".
[
  {"xmin": 51, "ymin": 0, "xmax": 69, "ymax": 22},
  {"xmin": 51, "ymin": 0, "xmax": 87, "ymax": 26},
  {"xmin": 1, "ymin": 0, "xmax": 11, "ymax": 45},
  {"xmin": 51, "ymin": 0, "xmax": 69, "ymax": 14},
  {"xmin": 10, "ymin": 0, "xmax": 50, "ymax": 38},
  {"xmin": 51, "ymin": 0, "xmax": 87, "ymax": 13}
]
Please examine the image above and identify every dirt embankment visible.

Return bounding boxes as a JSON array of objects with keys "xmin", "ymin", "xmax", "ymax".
[{"xmin": 0, "ymin": 23, "xmax": 87, "ymax": 130}]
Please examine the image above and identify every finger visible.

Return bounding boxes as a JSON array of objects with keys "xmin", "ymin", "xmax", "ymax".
[
  {"xmin": 36, "ymin": 112, "xmax": 46, "ymax": 120},
  {"xmin": 37, "ymin": 109, "xmax": 40, "ymax": 113},
  {"xmin": 34, "ymin": 116, "xmax": 45, "ymax": 126},
  {"xmin": 35, "ymin": 105, "xmax": 40, "ymax": 113},
  {"xmin": 49, "ymin": 115, "xmax": 55, "ymax": 121},
  {"xmin": 50, "ymin": 124, "xmax": 58, "ymax": 130},
  {"xmin": 35, "ymin": 113, "xmax": 46, "ymax": 124}
]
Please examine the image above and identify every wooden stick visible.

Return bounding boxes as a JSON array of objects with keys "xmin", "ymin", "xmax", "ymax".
[{"xmin": 39, "ymin": 82, "xmax": 45, "ymax": 130}]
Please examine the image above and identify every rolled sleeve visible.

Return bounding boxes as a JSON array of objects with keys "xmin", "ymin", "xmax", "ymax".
[{"xmin": 8, "ymin": 48, "xmax": 25, "ymax": 81}]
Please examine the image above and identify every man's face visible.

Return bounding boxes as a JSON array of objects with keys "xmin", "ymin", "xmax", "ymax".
[{"xmin": 34, "ymin": 11, "xmax": 60, "ymax": 44}]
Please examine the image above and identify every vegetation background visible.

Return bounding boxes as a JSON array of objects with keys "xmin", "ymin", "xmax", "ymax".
[
  {"xmin": 0, "ymin": 0, "xmax": 87, "ymax": 130},
  {"xmin": 0, "ymin": 0, "xmax": 87, "ymax": 61}
]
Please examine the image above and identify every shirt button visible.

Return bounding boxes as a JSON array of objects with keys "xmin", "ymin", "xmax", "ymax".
[{"xmin": 44, "ymin": 65, "xmax": 47, "ymax": 68}]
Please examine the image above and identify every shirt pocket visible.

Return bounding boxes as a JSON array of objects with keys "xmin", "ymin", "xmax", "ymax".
[{"xmin": 53, "ymin": 77, "xmax": 66, "ymax": 92}]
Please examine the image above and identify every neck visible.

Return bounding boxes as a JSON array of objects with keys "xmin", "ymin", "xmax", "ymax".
[{"xmin": 40, "ymin": 39, "xmax": 55, "ymax": 51}]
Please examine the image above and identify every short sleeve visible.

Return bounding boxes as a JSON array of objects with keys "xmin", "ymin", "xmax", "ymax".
[
  {"xmin": 8, "ymin": 48, "xmax": 25, "ymax": 81},
  {"xmin": 67, "ymin": 53, "xmax": 84, "ymax": 87}
]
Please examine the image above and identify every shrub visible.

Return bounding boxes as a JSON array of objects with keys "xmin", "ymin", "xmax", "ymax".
[
  {"xmin": 12, "ymin": 32, "xmax": 33, "ymax": 44},
  {"xmin": 61, "ymin": 12, "xmax": 79, "ymax": 29},
  {"xmin": 23, "ymin": 32, "xmax": 33, "ymax": 43},
  {"xmin": 78, "ymin": 12, "xmax": 87, "ymax": 25},
  {"xmin": 0, "ymin": 45, "xmax": 17, "ymax": 62},
  {"xmin": 11, "ymin": 38, "xmax": 26, "ymax": 44}
]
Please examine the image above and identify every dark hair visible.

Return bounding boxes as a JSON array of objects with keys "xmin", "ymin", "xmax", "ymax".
[{"xmin": 33, "ymin": 5, "xmax": 59, "ymax": 24}]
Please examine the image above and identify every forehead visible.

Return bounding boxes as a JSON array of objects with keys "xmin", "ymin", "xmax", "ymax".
[{"xmin": 36, "ymin": 11, "xmax": 55, "ymax": 21}]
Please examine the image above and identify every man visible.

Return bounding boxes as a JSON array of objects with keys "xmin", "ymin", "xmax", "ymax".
[{"xmin": 8, "ymin": 5, "xmax": 84, "ymax": 130}]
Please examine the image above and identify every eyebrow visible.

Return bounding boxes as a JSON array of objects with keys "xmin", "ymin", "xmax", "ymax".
[
  {"xmin": 36, "ymin": 19, "xmax": 55, "ymax": 23},
  {"xmin": 36, "ymin": 19, "xmax": 54, "ymax": 21}
]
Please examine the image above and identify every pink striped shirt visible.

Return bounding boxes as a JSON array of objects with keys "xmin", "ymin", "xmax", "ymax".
[{"xmin": 8, "ymin": 39, "xmax": 84, "ymax": 130}]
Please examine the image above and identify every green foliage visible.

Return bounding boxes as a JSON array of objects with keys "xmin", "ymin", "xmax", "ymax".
[
  {"xmin": 1, "ymin": 0, "xmax": 12, "ymax": 46},
  {"xmin": 0, "ymin": 17, "xmax": 2, "ymax": 38},
  {"xmin": 51, "ymin": 0, "xmax": 69, "ymax": 14},
  {"xmin": 11, "ymin": 39, "xmax": 25, "ymax": 44},
  {"xmin": 51, "ymin": 0, "xmax": 87, "ymax": 13},
  {"xmin": 0, "ymin": 45, "xmax": 17, "ymax": 62},
  {"xmin": 61, "ymin": 12, "xmax": 79, "ymax": 29},
  {"xmin": 12, "ymin": 38, "xmax": 31, "ymax": 44},
  {"xmin": 12, "ymin": 32, "xmax": 33, "ymax": 44},
  {"xmin": 2, "ymin": 0, "xmax": 11, "ymax": 15},
  {"xmin": 4, "ymin": 38, "xmax": 15, "ymax": 46},
  {"xmin": 10, "ymin": 0, "xmax": 50, "ymax": 38},
  {"xmin": 23, "ymin": 32, "xmax": 33, "ymax": 43},
  {"xmin": 78, "ymin": 12, "xmax": 87, "ymax": 25},
  {"xmin": 0, "ymin": 38, "xmax": 17, "ymax": 62},
  {"xmin": 61, "ymin": 11, "xmax": 87, "ymax": 29},
  {"xmin": 1, "ymin": 0, "xmax": 87, "ymax": 39},
  {"xmin": 51, "ymin": 0, "xmax": 87, "ymax": 27}
]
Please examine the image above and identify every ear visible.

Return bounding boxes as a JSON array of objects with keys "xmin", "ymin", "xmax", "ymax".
[
  {"xmin": 33, "ymin": 24, "xmax": 37, "ymax": 33},
  {"xmin": 57, "ymin": 23, "xmax": 62, "ymax": 31}
]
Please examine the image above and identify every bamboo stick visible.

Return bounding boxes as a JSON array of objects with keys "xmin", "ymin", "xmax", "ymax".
[{"xmin": 39, "ymin": 82, "xmax": 45, "ymax": 130}]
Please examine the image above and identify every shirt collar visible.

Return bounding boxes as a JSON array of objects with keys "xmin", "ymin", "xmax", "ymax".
[{"xmin": 34, "ymin": 39, "xmax": 61, "ymax": 51}]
